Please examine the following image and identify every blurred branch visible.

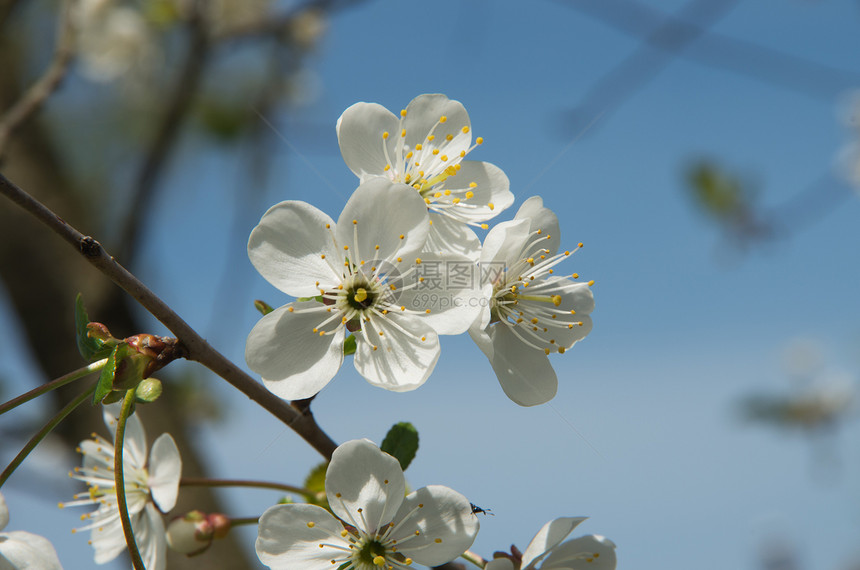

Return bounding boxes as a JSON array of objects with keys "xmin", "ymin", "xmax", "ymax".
[
  {"xmin": 556, "ymin": 0, "xmax": 860, "ymax": 132},
  {"xmin": 117, "ymin": 13, "xmax": 209, "ymax": 262},
  {"xmin": 0, "ymin": 171, "xmax": 339, "ymax": 460},
  {"xmin": 565, "ymin": 0, "xmax": 739, "ymax": 128},
  {"xmin": 0, "ymin": 0, "xmax": 74, "ymax": 160},
  {"xmin": 0, "ymin": 0, "xmax": 22, "ymax": 29}
]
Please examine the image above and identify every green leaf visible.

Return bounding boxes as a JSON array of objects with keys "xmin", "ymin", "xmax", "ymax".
[
  {"xmin": 93, "ymin": 346, "xmax": 118, "ymax": 404},
  {"xmin": 303, "ymin": 460, "xmax": 330, "ymax": 508},
  {"xmin": 343, "ymin": 334, "xmax": 356, "ymax": 356},
  {"xmin": 381, "ymin": 422, "xmax": 419, "ymax": 471},
  {"xmin": 297, "ymin": 296, "xmax": 324, "ymax": 303},
  {"xmin": 75, "ymin": 294, "xmax": 112, "ymax": 362},
  {"xmin": 254, "ymin": 300, "xmax": 274, "ymax": 316}
]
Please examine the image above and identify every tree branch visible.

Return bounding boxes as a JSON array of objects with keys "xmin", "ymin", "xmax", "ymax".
[
  {"xmin": 0, "ymin": 171, "xmax": 338, "ymax": 459},
  {"xmin": 0, "ymin": 0, "xmax": 75, "ymax": 160}
]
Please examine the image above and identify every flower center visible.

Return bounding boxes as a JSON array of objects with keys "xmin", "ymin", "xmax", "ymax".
[{"xmin": 378, "ymin": 111, "xmax": 490, "ymax": 219}]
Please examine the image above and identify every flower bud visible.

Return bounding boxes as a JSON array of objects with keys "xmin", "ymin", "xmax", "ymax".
[
  {"xmin": 134, "ymin": 377, "xmax": 163, "ymax": 403},
  {"xmin": 166, "ymin": 511, "xmax": 232, "ymax": 556}
]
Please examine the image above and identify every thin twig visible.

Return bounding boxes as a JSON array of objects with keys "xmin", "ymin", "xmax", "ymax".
[
  {"xmin": 0, "ymin": 171, "xmax": 338, "ymax": 459},
  {"xmin": 0, "ymin": 384, "xmax": 94, "ymax": 488},
  {"xmin": 115, "ymin": 389, "xmax": 146, "ymax": 570},
  {"xmin": 0, "ymin": 0, "xmax": 75, "ymax": 160},
  {"xmin": 180, "ymin": 477, "xmax": 318, "ymax": 498}
]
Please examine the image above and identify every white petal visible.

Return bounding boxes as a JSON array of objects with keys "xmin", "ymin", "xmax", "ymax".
[
  {"xmin": 393, "ymin": 485, "xmax": 479, "ymax": 566},
  {"xmin": 336, "ymin": 102, "xmax": 399, "ymax": 180},
  {"xmin": 137, "ymin": 504, "xmax": 167, "ymax": 570},
  {"xmin": 470, "ymin": 324, "xmax": 558, "ymax": 406},
  {"xmin": 0, "ymin": 492, "xmax": 8, "ymax": 531},
  {"xmin": 336, "ymin": 179, "xmax": 429, "ymax": 265},
  {"xmin": 0, "ymin": 531, "xmax": 64, "ymax": 570},
  {"xmin": 245, "ymin": 302, "xmax": 345, "ymax": 400},
  {"xmin": 480, "ymin": 219, "xmax": 531, "ymax": 271},
  {"xmin": 403, "ymin": 94, "xmax": 471, "ymax": 158},
  {"xmin": 424, "ymin": 212, "xmax": 481, "ymax": 261},
  {"xmin": 89, "ymin": 510, "xmax": 129, "ymax": 564},
  {"xmin": 394, "ymin": 251, "xmax": 483, "ymax": 335},
  {"xmin": 521, "ymin": 517, "xmax": 588, "ymax": 569},
  {"xmin": 325, "ymin": 440, "xmax": 406, "ymax": 534},
  {"xmin": 248, "ymin": 201, "xmax": 340, "ymax": 298},
  {"xmin": 485, "ymin": 558, "xmax": 516, "ymax": 570},
  {"xmin": 256, "ymin": 504, "xmax": 349, "ymax": 569},
  {"xmin": 515, "ymin": 196, "xmax": 561, "ymax": 255},
  {"xmin": 103, "ymin": 407, "xmax": 148, "ymax": 470},
  {"xmin": 148, "ymin": 433, "xmax": 181, "ymax": 512},
  {"xmin": 540, "ymin": 535, "xmax": 617, "ymax": 570},
  {"xmin": 354, "ymin": 313, "xmax": 440, "ymax": 392},
  {"xmin": 435, "ymin": 161, "xmax": 513, "ymax": 223}
]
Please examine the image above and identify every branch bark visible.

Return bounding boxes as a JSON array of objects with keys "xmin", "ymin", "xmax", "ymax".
[{"xmin": 0, "ymin": 171, "xmax": 338, "ymax": 460}]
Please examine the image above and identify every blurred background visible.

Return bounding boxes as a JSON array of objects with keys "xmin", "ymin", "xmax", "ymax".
[{"xmin": 1, "ymin": 0, "xmax": 860, "ymax": 568}]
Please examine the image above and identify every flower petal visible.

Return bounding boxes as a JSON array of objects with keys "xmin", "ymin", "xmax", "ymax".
[
  {"xmin": 245, "ymin": 302, "xmax": 345, "ymax": 400},
  {"xmin": 469, "ymin": 324, "xmax": 558, "ymax": 406},
  {"xmin": 424, "ymin": 212, "xmax": 481, "ymax": 260},
  {"xmin": 403, "ymin": 94, "xmax": 471, "ymax": 159},
  {"xmin": 325, "ymin": 440, "xmax": 406, "ymax": 534},
  {"xmin": 540, "ymin": 534, "xmax": 617, "ymax": 570},
  {"xmin": 337, "ymin": 179, "xmax": 429, "ymax": 265},
  {"xmin": 248, "ymin": 201, "xmax": 340, "ymax": 298},
  {"xmin": 435, "ymin": 160, "xmax": 513, "ymax": 223},
  {"xmin": 0, "ymin": 530, "xmax": 64, "ymax": 570},
  {"xmin": 256, "ymin": 504, "xmax": 349, "ymax": 569},
  {"xmin": 485, "ymin": 558, "xmax": 516, "ymax": 570},
  {"xmin": 148, "ymin": 433, "xmax": 181, "ymax": 512},
  {"xmin": 393, "ymin": 485, "xmax": 479, "ymax": 566},
  {"xmin": 138, "ymin": 503, "xmax": 167, "ymax": 570},
  {"xmin": 354, "ymin": 312, "xmax": 440, "ymax": 392},
  {"xmin": 480, "ymin": 219, "xmax": 531, "ymax": 270},
  {"xmin": 394, "ymin": 251, "xmax": 484, "ymax": 335},
  {"xmin": 103, "ymin": 405, "xmax": 148, "ymax": 469},
  {"xmin": 521, "ymin": 517, "xmax": 588, "ymax": 568},
  {"xmin": 515, "ymin": 196, "xmax": 561, "ymax": 256},
  {"xmin": 336, "ymin": 102, "xmax": 400, "ymax": 181}
]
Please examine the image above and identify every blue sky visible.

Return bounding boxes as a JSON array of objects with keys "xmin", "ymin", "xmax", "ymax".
[{"xmin": 3, "ymin": 0, "xmax": 860, "ymax": 568}]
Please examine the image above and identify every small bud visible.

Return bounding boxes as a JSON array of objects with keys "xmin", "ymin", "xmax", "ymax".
[
  {"xmin": 166, "ymin": 511, "xmax": 215, "ymax": 556},
  {"xmin": 86, "ymin": 322, "xmax": 119, "ymax": 346},
  {"xmin": 134, "ymin": 378, "xmax": 162, "ymax": 403}
]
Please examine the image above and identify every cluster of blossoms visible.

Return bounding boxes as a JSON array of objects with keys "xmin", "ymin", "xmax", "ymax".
[
  {"xmin": 24, "ymin": 93, "xmax": 610, "ymax": 570},
  {"xmin": 247, "ymin": 93, "xmax": 595, "ymax": 407},
  {"xmin": 61, "ymin": 405, "xmax": 182, "ymax": 570}
]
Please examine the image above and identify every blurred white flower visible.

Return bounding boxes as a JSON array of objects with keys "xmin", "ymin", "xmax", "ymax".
[
  {"xmin": 0, "ymin": 491, "xmax": 63, "ymax": 569},
  {"xmin": 337, "ymin": 93, "xmax": 514, "ymax": 259},
  {"xmin": 61, "ymin": 405, "xmax": 181, "ymax": 570},
  {"xmin": 73, "ymin": 0, "xmax": 156, "ymax": 82},
  {"xmin": 245, "ymin": 179, "xmax": 481, "ymax": 400},
  {"xmin": 485, "ymin": 517, "xmax": 616, "ymax": 570},
  {"xmin": 256, "ymin": 439, "xmax": 479, "ymax": 569},
  {"xmin": 470, "ymin": 196, "xmax": 594, "ymax": 406}
]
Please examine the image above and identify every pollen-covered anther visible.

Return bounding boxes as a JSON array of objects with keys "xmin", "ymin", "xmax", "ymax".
[
  {"xmin": 476, "ymin": 137, "xmax": 484, "ymax": 144},
  {"xmin": 588, "ymin": 280, "xmax": 595, "ymax": 286},
  {"xmin": 439, "ymin": 115, "xmax": 447, "ymax": 123},
  {"xmin": 307, "ymin": 522, "xmax": 316, "ymax": 528},
  {"xmin": 552, "ymin": 295, "xmax": 562, "ymax": 306},
  {"xmin": 382, "ymin": 131, "xmax": 389, "ymax": 140}
]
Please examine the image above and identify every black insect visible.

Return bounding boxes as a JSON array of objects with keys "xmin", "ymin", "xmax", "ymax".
[{"xmin": 470, "ymin": 503, "xmax": 494, "ymax": 516}]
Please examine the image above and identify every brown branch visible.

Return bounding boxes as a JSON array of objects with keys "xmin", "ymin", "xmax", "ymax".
[
  {"xmin": 0, "ymin": 0, "xmax": 75, "ymax": 160},
  {"xmin": 0, "ymin": 171, "xmax": 338, "ymax": 460}
]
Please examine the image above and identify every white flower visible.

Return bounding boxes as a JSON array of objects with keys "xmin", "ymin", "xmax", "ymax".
[
  {"xmin": 337, "ymin": 93, "xmax": 514, "ymax": 259},
  {"xmin": 485, "ymin": 517, "xmax": 616, "ymax": 570},
  {"xmin": 73, "ymin": 0, "xmax": 156, "ymax": 82},
  {"xmin": 245, "ymin": 178, "xmax": 481, "ymax": 400},
  {"xmin": 256, "ymin": 439, "xmax": 479, "ymax": 569},
  {"xmin": 469, "ymin": 196, "xmax": 594, "ymax": 406},
  {"xmin": 0, "ymin": 491, "xmax": 64, "ymax": 569},
  {"xmin": 61, "ymin": 405, "xmax": 182, "ymax": 570}
]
